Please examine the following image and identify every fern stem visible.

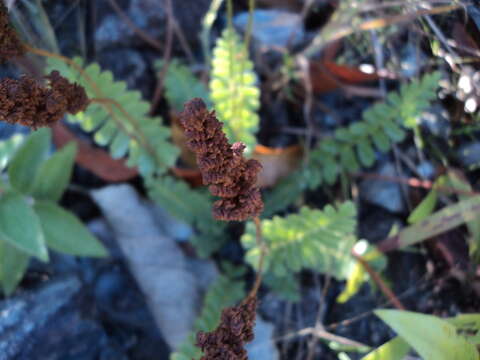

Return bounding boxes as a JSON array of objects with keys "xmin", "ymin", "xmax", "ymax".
[
  {"xmin": 248, "ymin": 216, "xmax": 267, "ymax": 298},
  {"xmin": 244, "ymin": 0, "xmax": 255, "ymax": 52},
  {"xmin": 226, "ymin": 0, "xmax": 233, "ymax": 30},
  {"xmin": 24, "ymin": 45, "xmax": 164, "ymax": 174}
]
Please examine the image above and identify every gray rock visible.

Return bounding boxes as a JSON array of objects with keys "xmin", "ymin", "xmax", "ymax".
[
  {"xmin": 234, "ymin": 10, "xmax": 305, "ymax": 48},
  {"xmin": 360, "ymin": 163, "xmax": 406, "ymax": 213},
  {"xmin": 457, "ymin": 142, "xmax": 480, "ymax": 169},
  {"xmin": 0, "ymin": 276, "xmax": 124, "ymax": 360},
  {"xmin": 150, "ymin": 205, "xmax": 193, "ymax": 242},
  {"xmin": 95, "ymin": 0, "xmax": 210, "ymax": 51},
  {"xmin": 97, "ymin": 48, "xmax": 150, "ymax": 95},
  {"xmin": 246, "ymin": 316, "xmax": 279, "ymax": 360},
  {"xmin": 91, "ymin": 184, "xmax": 199, "ymax": 349},
  {"xmin": 418, "ymin": 104, "xmax": 451, "ymax": 139}
]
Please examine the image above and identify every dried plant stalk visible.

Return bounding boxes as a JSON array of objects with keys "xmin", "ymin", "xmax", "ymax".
[
  {"xmin": 0, "ymin": 71, "xmax": 89, "ymax": 129},
  {"xmin": 179, "ymin": 98, "xmax": 263, "ymax": 221},
  {"xmin": 196, "ymin": 295, "xmax": 257, "ymax": 360},
  {"xmin": 0, "ymin": 2, "xmax": 25, "ymax": 61}
]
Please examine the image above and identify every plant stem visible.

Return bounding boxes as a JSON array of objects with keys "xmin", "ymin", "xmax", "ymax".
[
  {"xmin": 248, "ymin": 216, "xmax": 267, "ymax": 298},
  {"xmin": 351, "ymin": 250, "xmax": 406, "ymax": 310}
]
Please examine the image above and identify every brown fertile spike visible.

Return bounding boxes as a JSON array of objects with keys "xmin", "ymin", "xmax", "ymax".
[
  {"xmin": 0, "ymin": 71, "xmax": 89, "ymax": 129},
  {"xmin": 0, "ymin": 2, "xmax": 25, "ymax": 62},
  {"xmin": 196, "ymin": 295, "xmax": 257, "ymax": 360},
  {"xmin": 179, "ymin": 98, "xmax": 263, "ymax": 221}
]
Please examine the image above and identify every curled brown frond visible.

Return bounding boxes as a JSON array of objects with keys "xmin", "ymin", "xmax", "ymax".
[
  {"xmin": 0, "ymin": 71, "xmax": 89, "ymax": 129},
  {"xmin": 196, "ymin": 295, "xmax": 257, "ymax": 360},
  {"xmin": 179, "ymin": 98, "xmax": 263, "ymax": 221},
  {"xmin": 0, "ymin": 2, "xmax": 25, "ymax": 62}
]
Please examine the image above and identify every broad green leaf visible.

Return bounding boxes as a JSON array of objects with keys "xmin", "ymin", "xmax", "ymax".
[
  {"xmin": 8, "ymin": 128, "xmax": 51, "ymax": 194},
  {"xmin": 31, "ymin": 142, "xmax": 77, "ymax": 201},
  {"xmin": 447, "ymin": 313, "xmax": 480, "ymax": 345},
  {"xmin": 0, "ymin": 235, "xmax": 30, "ymax": 295},
  {"xmin": 360, "ymin": 337, "xmax": 410, "ymax": 360},
  {"xmin": 0, "ymin": 191, "xmax": 48, "ymax": 261},
  {"xmin": 375, "ymin": 310, "xmax": 479, "ymax": 360},
  {"xmin": 394, "ymin": 196, "xmax": 480, "ymax": 249},
  {"xmin": 0, "ymin": 134, "xmax": 25, "ymax": 171},
  {"xmin": 34, "ymin": 201, "xmax": 107, "ymax": 257},
  {"xmin": 407, "ymin": 188, "xmax": 438, "ymax": 224}
]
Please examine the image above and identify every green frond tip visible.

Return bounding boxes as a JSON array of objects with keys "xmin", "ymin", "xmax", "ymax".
[
  {"xmin": 156, "ymin": 59, "xmax": 211, "ymax": 112},
  {"xmin": 45, "ymin": 57, "xmax": 179, "ymax": 178},
  {"xmin": 210, "ymin": 27, "xmax": 260, "ymax": 153},
  {"xmin": 170, "ymin": 265, "xmax": 246, "ymax": 360},
  {"xmin": 242, "ymin": 202, "xmax": 357, "ymax": 279},
  {"xmin": 307, "ymin": 71, "xmax": 441, "ymax": 189}
]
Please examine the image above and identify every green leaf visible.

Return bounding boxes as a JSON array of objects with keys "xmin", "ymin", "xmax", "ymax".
[
  {"xmin": 0, "ymin": 236, "xmax": 30, "ymax": 295},
  {"xmin": 407, "ymin": 188, "xmax": 438, "ymax": 224},
  {"xmin": 0, "ymin": 134, "xmax": 25, "ymax": 171},
  {"xmin": 210, "ymin": 27, "xmax": 260, "ymax": 153},
  {"xmin": 447, "ymin": 313, "xmax": 480, "ymax": 345},
  {"xmin": 31, "ymin": 142, "xmax": 77, "ymax": 201},
  {"xmin": 242, "ymin": 202, "xmax": 357, "ymax": 279},
  {"xmin": 375, "ymin": 310, "xmax": 479, "ymax": 360},
  {"xmin": 0, "ymin": 191, "xmax": 48, "ymax": 261},
  {"xmin": 34, "ymin": 201, "xmax": 107, "ymax": 257},
  {"xmin": 360, "ymin": 337, "xmax": 410, "ymax": 360},
  {"xmin": 395, "ymin": 195, "xmax": 480, "ymax": 249},
  {"xmin": 8, "ymin": 128, "xmax": 51, "ymax": 194},
  {"xmin": 45, "ymin": 57, "xmax": 179, "ymax": 178}
]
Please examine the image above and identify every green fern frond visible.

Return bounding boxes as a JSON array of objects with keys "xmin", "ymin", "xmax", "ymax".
[
  {"xmin": 147, "ymin": 176, "xmax": 226, "ymax": 257},
  {"xmin": 308, "ymin": 72, "xmax": 441, "ymax": 189},
  {"xmin": 210, "ymin": 27, "xmax": 260, "ymax": 152},
  {"xmin": 262, "ymin": 170, "xmax": 308, "ymax": 218},
  {"xmin": 45, "ymin": 57, "xmax": 179, "ymax": 178},
  {"xmin": 171, "ymin": 265, "xmax": 246, "ymax": 360},
  {"xmin": 156, "ymin": 59, "xmax": 211, "ymax": 112},
  {"xmin": 242, "ymin": 202, "xmax": 357, "ymax": 279}
]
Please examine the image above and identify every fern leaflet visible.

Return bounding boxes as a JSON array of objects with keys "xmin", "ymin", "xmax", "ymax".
[
  {"xmin": 171, "ymin": 265, "xmax": 246, "ymax": 360},
  {"xmin": 210, "ymin": 27, "xmax": 260, "ymax": 152},
  {"xmin": 242, "ymin": 202, "xmax": 357, "ymax": 279},
  {"xmin": 45, "ymin": 57, "xmax": 179, "ymax": 178},
  {"xmin": 308, "ymin": 72, "xmax": 441, "ymax": 189}
]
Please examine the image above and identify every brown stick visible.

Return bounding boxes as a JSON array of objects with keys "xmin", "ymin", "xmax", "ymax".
[
  {"xmin": 106, "ymin": 0, "xmax": 163, "ymax": 52},
  {"xmin": 351, "ymin": 250, "xmax": 406, "ymax": 310}
]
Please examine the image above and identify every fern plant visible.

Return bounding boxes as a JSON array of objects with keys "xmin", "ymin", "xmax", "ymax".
[
  {"xmin": 242, "ymin": 202, "xmax": 357, "ymax": 282},
  {"xmin": 171, "ymin": 265, "xmax": 246, "ymax": 360},
  {"xmin": 261, "ymin": 72, "xmax": 442, "ymax": 218},
  {"xmin": 210, "ymin": 27, "xmax": 260, "ymax": 153},
  {"xmin": 45, "ymin": 57, "xmax": 179, "ymax": 178},
  {"xmin": 307, "ymin": 72, "xmax": 441, "ymax": 189}
]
